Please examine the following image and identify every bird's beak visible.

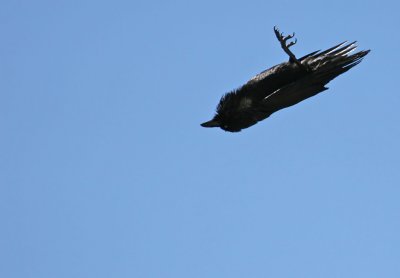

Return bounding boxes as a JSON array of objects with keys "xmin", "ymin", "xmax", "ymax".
[{"xmin": 201, "ymin": 120, "xmax": 220, "ymax": 128}]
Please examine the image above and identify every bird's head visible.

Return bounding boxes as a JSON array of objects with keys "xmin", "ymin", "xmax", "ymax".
[
  {"xmin": 201, "ymin": 117, "xmax": 242, "ymax": 132},
  {"xmin": 201, "ymin": 112, "xmax": 255, "ymax": 132},
  {"xmin": 201, "ymin": 91, "xmax": 260, "ymax": 132}
]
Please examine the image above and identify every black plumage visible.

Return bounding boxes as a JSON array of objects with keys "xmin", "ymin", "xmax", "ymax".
[{"xmin": 201, "ymin": 27, "xmax": 370, "ymax": 132}]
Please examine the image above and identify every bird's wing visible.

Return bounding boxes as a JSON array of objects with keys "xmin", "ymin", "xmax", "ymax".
[{"xmin": 260, "ymin": 75, "xmax": 328, "ymax": 114}]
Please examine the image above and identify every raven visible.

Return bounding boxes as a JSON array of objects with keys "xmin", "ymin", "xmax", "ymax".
[{"xmin": 201, "ymin": 27, "xmax": 370, "ymax": 132}]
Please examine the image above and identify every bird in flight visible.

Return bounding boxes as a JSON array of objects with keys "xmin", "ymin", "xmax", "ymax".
[{"xmin": 201, "ymin": 26, "xmax": 370, "ymax": 132}]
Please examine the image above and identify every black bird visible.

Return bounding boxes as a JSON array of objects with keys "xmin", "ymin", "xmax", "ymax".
[{"xmin": 201, "ymin": 27, "xmax": 370, "ymax": 132}]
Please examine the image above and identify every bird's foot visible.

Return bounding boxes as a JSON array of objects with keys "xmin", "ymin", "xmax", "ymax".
[{"xmin": 273, "ymin": 26, "xmax": 309, "ymax": 71}]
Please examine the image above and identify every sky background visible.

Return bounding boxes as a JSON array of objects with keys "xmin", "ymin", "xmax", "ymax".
[{"xmin": 1, "ymin": 0, "xmax": 399, "ymax": 277}]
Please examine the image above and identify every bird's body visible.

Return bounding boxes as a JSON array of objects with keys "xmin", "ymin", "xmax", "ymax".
[{"xmin": 201, "ymin": 27, "xmax": 370, "ymax": 132}]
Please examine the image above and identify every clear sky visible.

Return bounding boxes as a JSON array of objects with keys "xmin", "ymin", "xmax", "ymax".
[{"xmin": 1, "ymin": 0, "xmax": 399, "ymax": 277}]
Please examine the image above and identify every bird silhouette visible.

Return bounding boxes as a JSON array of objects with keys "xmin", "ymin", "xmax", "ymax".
[{"xmin": 201, "ymin": 26, "xmax": 370, "ymax": 132}]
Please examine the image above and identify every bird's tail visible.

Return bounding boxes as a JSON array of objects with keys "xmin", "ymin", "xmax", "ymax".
[
  {"xmin": 300, "ymin": 42, "xmax": 370, "ymax": 84},
  {"xmin": 261, "ymin": 43, "xmax": 370, "ymax": 112}
]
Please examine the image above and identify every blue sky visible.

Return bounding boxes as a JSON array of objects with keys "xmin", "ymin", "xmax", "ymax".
[{"xmin": 1, "ymin": 0, "xmax": 399, "ymax": 277}]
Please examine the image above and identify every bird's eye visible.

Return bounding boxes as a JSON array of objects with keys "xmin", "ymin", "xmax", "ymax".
[{"xmin": 223, "ymin": 125, "xmax": 228, "ymax": 129}]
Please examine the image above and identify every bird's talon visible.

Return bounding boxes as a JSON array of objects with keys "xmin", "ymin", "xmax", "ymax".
[
  {"xmin": 287, "ymin": 38, "xmax": 297, "ymax": 48},
  {"xmin": 273, "ymin": 26, "xmax": 305, "ymax": 69}
]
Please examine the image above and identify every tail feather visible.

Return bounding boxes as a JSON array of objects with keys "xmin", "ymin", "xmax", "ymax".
[
  {"xmin": 302, "ymin": 42, "xmax": 370, "ymax": 78},
  {"xmin": 299, "ymin": 41, "xmax": 348, "ymax": 61},
  {"xmin": 325, "ymin": 41, "xmax": 357, "ymax": 56},
  {"xmin": 315, "ymin": 49, "xmax": 370, "ymax": 82}
]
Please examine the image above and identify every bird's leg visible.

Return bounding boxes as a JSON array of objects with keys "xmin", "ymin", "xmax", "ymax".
[{"xmin": 273, "ymin": 26, "xmax": 309, "ymax": 71}]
